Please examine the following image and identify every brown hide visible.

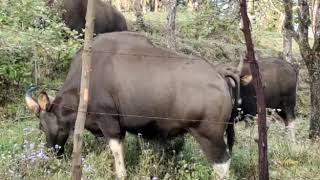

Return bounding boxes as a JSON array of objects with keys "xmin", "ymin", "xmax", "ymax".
[
  {"xmin": 50, "ymin": 0, "xmax": 127, "ymax": 34},
  {"xmin": 27, "ymin": 32, "xmax": 241, "ymax": 166},
  {"xmin": 240, "ymin": 58, "xmax": 298, "ymax": 125}
]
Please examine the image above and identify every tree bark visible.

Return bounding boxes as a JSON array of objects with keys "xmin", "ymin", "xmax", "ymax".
[
  {"xmin": 167, "ymin": 0, "xmax": 177, "ymax": 50},
  {"xmin": 142, "ymin": 0, "xmax": 147, "ymax": 13},
  {"xmin": 309, "ymin": 58, "xmax": 320, "ymax": 139},
  {"xmin": 240, "ymin": 0, "xmax": 269, "ymax": 179},
  {"xmin": 114, "ymin": 0, "xmax": 121, "ymax": 10},
  {"xmin": 312, "ymin": 0, "xmax": 320, "ymax": 35},
  {"xmin": 187, "ymin": 0, "xmax": 199, "ymax": 11},
  {"xmin": 134, "ymin": 0, "xmax": 146, "ymax": 30},
  {"xmin": 122, "ymin": 0, "xmax": 129, "ymax": 11},
  {"xmin": 71, "ymin": 0, "xmax": 95, "ymax": 179},
  {"xmin": 283, "ymin": 0, "xmax": 293, "ymax": 62},
  {"xmin": 290, "ymin": 0, "xmax": 320, "ymax": 139},
  {"xmin": 155, "ymin": 0, "xmax": 159, "ymax": 12},
  {"xmin": 248, "ymin": 0, "xmax": 255, "ymax": 21}
]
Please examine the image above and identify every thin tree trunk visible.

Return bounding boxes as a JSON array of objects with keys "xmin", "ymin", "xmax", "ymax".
[
  {"xmin": 142, "ymin": 0, "xmax": 147, "ymax": 13},
  {"xmin": 312, "ymin": 0, "xmax": 320, "ymax": 35},
  {"xmin": 167, "ymin": 0, "xmax": 177, "ymax": 50},
  {"xmin": 149, "ymin": 0, "xmax": 154, "ymax": 11},
  {"xmin": 134, "ymin": 0, "xmax": 146, "ymax": 30},
  {"xmin": 240, "ymin": 0, "xmax": 269, "ymax": 179},
  {"xmin": 283, "ymin": 0, "xmax": 293, "ymax": 62},
  {"xmin": 155, "ymin": 0, "xmax": 159, "ymax": 12},
  {"xmin": 309, "ymin": 73, "xmax": 320, "ymax": 139},
  {"xmin": 71, "ymin": 0, "xmax": 96, "ymax": 179},
  {"xmin": 188, "ymin": 0, "xmax": 198, "ymax": 11},
  {"xmin": 33, "ymin": 47, "xmax": 38, "ymax": 86},
  {"xmin": 114, "ymin": 0, "xmax": 121, "ymax": 10},
  {"xmin": 248, "ymin": 0, "xmax": 255, "ymax": 20},
  {"xmin": 122, "ymin": 0, "xmax": 129, "ymax": 11}
]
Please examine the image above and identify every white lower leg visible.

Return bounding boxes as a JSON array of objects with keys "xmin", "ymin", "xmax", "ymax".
[
  {"xmin": 109, "ymin": 139, "xmax": 126, "ymax": 179},
  {"xmin": 285, "ymin": 121, "xmax": 296, "ymax": 142},
  {"xmin": 212, "ymin": 158, "xmax": 231, "ymax": 179}
]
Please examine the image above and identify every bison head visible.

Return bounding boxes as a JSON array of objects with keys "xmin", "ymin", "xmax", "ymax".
[{"xmin": 25, "ymin": 86, "xmax": 68, "ymax": 155}]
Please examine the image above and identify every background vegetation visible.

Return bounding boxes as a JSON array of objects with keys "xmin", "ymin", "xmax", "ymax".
[{"xmin": 0, "ymin": 0, "xmax": 319, "ymax": 179}]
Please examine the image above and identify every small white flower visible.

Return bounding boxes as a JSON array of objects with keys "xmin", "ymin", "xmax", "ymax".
[
  {"xmin": 54, "ymin": 144, "xmax": 61, "ymax": 150},
  {"xmin": 36, "ymin": 149, "xmax": 48, "ymax": 159},
  {"xmin": 23, "ymin": 128, "xmax": 31, "ymax": 134},
  {"xmin": 83, "ymin": 164, "xmax": 95, "ymax": 173},
  {"xmin": 29, "ymin": 143, "xmax": 35, "ymax": 150}
]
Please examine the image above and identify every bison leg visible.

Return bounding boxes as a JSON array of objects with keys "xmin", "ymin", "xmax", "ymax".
[
  {"xmin": 109, "ymin": 139, "xmax": 127, "ymax": 179},
  {"xmin": 98, "ymin": 119, "xmax": 127, "ymax": 179},
  {"xmin": 284, "ymin": 114, "xmax": 296, "ymax": 143},
  {"xmin": 190, "ymin": 128, "xmax": 231, "ymax": 179},
  {"xmin": 285, "ymin": 121, "xmax": 296, "ymax": 142},
  {"xmin": 277, "ymin": 108, "xmax": 296, "ymax": 142}
]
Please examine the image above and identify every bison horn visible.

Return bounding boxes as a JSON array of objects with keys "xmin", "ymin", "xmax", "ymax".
[{"xmin": 25, "ymin": 85, "xmax": 40, "ymax": 114}]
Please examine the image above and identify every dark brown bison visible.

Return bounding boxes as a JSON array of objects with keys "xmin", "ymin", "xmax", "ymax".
[
  {"xmin": 25, "ymin": 32, "xmax": 242, "ymax": 179},
  {"xmin": 48, "ymin": 0, "xmax": 127, "ymax": 34},
  {"xmin": 239, "ymin": 57, "xmax": 298, "ymax": 141}
]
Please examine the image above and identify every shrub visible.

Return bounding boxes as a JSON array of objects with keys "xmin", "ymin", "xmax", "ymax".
[{"xmin": 0, "ymin": 0, "xmax": 81, "ymax": 106}]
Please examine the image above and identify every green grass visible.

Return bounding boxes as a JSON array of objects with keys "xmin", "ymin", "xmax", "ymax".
[
  {"xmin": 1, "ymin": 5, "xmax": 319, "ymax": 180},
  {"xmin": 1, "ymin": 115, "xmax": 320, "ymax": 179}
]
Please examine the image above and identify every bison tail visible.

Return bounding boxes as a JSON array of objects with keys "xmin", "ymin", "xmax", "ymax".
[{"xmin": 226, "ymin": 120, "xmax": 235, "ymax": 152}]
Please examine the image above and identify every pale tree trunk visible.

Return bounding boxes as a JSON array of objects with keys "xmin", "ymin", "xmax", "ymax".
[
  {"xmin": 187, "ymin": 0, "xmax": 193, "ymax": 11},
  {"xmin": 283, "ymin": 0, "xmax": 293, "ymax": 62},
  {"xmin": 155, "ymin": 0, "xmax": 159, "ymax": 12},
  {"xmin": 269, "ymin": 0, "xmax": 284, "ymax": 33},
  {"xmin": 248, "ymin": 0, "xmax": 255, "ymax": 20},
  {"xmin": 187, "ymin": 0, "xmax": 199, "ymax": 11},
  {"xmin": 142, "ymin": 0, "xmax": 147, "ymax": 13},
  {"xmin": 240, "ymin": 0, "xmax": 269, "ymax": 179},
  {"xmin": 114, "ymin": 0, "xmax": 121, "ymax": 10},
  {"xmin": 149, "ymin": 0, "xmax": 154, "ymax": 11},
  {"xmin": 312, "ymin": 0, "xmax": 320, "ymax": 35},
  {"xmin": 122, "ymin": 0, "xmax": 129, "ymax": 11},
  {"xmin": 289, "ymin": 0, "xmax": 320, "ymax": 139},
  {"xmin": 167, "ymin": 0, "xmax": 177, "ymax": 50},
  {"xmin": 134, "ymin": 0, "xmax": 146, "ymax": 30},
  {"xmin": 71, "ymin": 0, "xmax": 95, "ymax": 179}
]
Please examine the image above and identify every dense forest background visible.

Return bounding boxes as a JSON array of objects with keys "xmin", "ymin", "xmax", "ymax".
[{"xmin": 1, "ymin": 0, "xmax": 320, "ymax": 179}]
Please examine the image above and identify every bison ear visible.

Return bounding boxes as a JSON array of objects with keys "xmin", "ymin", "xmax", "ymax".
[
  {"xmin": 25, "ymin": 96, "xmax": 40, "ymax": 114},
  {"xmin": 240, "ymin": 75, "xmax": 253, "ymax": 85},
  {"xmin": 38, "ymin": 92, "xmax": 50, "ymax": 111}
]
